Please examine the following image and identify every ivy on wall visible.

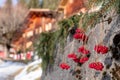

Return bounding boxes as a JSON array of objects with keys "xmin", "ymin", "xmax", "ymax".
[{"xmin": 35, "ymin": 15, "xmax": 81, "ymax": 70}]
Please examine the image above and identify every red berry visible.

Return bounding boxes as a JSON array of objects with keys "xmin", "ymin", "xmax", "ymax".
[
  {"xmin": 75, "ymin": 28, "xmax": 83, "ymax": 33},
  {"xmin": 101, "ymin": 46, "xmax": 108, "ymax": 54},
  {"xmin": 89, "ymin": 62, "xmax": 104, "ymax": 71},
  {"xmin": 94, "ymin": 45, "xmax": 108, "ymax": 54},
  {"xmin": 73, "ymin": 33, "xmax": 81, "ymax": 39},
  {"xmin": 79, "ymin": 57, "xmax": 89, "ymax": 63},
  {"xmin": 73, "ymin": 33, "xmax": 88, "ymax": 42},
  {"xmin": 67, "ymin": 53, "xmax": 77, "ymax": 59},
  {"xmin": 78, "ymin": 46, "xmax": 90, "ymax": 54},
  {"xmin": 59, "ymin": 63, "xmax": 70, "ymax": 70},
  {"xmin": 73, "ymin": 58, "xmax": 79, "ymax": 63},
  {"xmin": 94, "ymin": 45, "xmax": 101, "ymax": 53}
]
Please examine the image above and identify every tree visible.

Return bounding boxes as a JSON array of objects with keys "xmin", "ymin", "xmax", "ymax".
[
  {"xmin": 27, "ymin": 0, "xmax": 41, "ymax": 8},
  {"xmin": 18, "ymin": 0, "xmax": 27, "ymax": 7},
  {"xmin": 0, "ymin": 0, "xmax": 28, "ymax": 51},
  {"xmin": 42, "ymin": 0, "xmax": 60, "ymax": 10},
  {"xmin": 4, "ymin": 0, "xmax": 12, "ymax": 6},
  {"xmin": 3, "ymin": 0, "xmax": 12, "ymax": 13}
]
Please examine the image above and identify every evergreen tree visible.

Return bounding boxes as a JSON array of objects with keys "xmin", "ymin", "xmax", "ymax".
[
  {"xmin": 18, "ymin": 0, "xmax": 27, "ymax": 7},
  {"xmin": 27, "ymin": 0, "xmax": 41, "ymax": 8},
  {"xmin": 4, "ymin": 0, "xmax": 12, "ymax": 13},
  {"xmin": 4, "ymin": 0, "xmax": 12, "ymax": 8},
  {"xmin": 4, "ymin": 0, "xmax": 12, "ymax": 6},
  {"xmin": 42, "ymin": 0, "xmax": 59, "ymax": 10}
]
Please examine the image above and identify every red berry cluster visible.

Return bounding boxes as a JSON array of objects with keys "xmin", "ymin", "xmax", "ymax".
[
  {"xmin": 79, "ymin": 57, "xmax": 89, "ymax": 63},
  {"xmin": 67, "ymin": 53, "xmax": 77, "ymax": 59},
  {"xmin": 78, "ymin": 46, "xmax": 90, "ymax": 54},
  {"xmin": 89, "ymin": 62, "xmax": 104, "ymax": 71},
  {"xmin": 78, "ymin": 46, "xmax": 89, "ymax": 63},
  {"xmin": 94, "ymin": 45, "xmax": 108, "ymax": 54},
  {"xmin": 67, "ymin": 53, "xmax": 79, "ymax": 63},
  {"xmin": 73, "ymin": 58, "xmax": 80, "ymax": 63},
  {"xmin": 67, "ymin": 53, "xmax": 89, "ymax": 64},
  {"xmin": 59, "ymin": 63, "xmax": 70, "ymax": 70},
  {"xmin": 73, "ymin": 28, "xmax": 88, "ymax": 41}
]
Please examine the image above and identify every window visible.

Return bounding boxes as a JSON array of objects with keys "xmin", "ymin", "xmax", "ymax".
[
  {"xmin": 39, "ymin": 27, "xmax": 42, "ymax": 33},
  {"xmin": 26, "ymin": 41, "xmax": 32, "ymax": 48},
  {"xmin": 26, "ymin": 31, "xmax": 33, "ymax": 38},
  {"xmin": 45, "ymin": 23, "xmax": 52, "ymax": 31}
]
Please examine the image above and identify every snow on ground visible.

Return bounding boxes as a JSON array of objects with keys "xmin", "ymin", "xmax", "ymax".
[
  {"xmin": 14, "ymin": 59, "xmax": 42, "ymax": 80},
  {"xmin": 0, "ymin": 61, "xmax": 25, "ymax": 80}
]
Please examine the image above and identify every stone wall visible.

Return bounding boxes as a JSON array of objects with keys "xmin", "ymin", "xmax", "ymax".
[{"xmin": 41, "ymin": 11, "xmax": 120, "ymax": 80}]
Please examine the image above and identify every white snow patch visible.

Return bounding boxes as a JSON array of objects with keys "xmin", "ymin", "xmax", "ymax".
[
  {"xmin": 0, "ymin": 61, "xmax": 25, "ymax": 79},
  {"xmin": 14, "ymin": 59, "xmax": 42, "ymax": 80}
]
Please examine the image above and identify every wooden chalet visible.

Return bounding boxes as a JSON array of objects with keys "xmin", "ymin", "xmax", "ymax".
[
  {"xmin": 11, "ymin": 0, "xmax": 88, "ymax": 52},
  {"xmin": 11, "ymin": 9, "xmax": 57, "ymax": 52},
  {"xmin": 57, "ymin": 0, "xmax": 87, "ymax": 18}
]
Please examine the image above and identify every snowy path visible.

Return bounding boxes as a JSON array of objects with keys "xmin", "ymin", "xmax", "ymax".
[
  {"xmin": 0, "ymin": 59, "xmax": 42, "ymax": 80},
  {"xmin": 15, "ymin": 59, "xmax": 42, "ymax": 80},
  {"xmin": 0, "ymin": 61, "xmax": 26, "ymax": 80}
]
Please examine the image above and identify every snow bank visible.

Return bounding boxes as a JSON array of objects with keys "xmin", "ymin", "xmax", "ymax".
[
  {"xmin": 14, "ymin": 59, "xmax": 42, "ymax": 80},
  {"xmin": 0, "ymin": 61, "xmax": 25, "ymax": 79}
]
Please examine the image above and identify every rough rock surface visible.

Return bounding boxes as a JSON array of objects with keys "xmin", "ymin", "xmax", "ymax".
[{"xmin": 41, "ymin": 11, "xmax": 120, "ymax": 80}]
